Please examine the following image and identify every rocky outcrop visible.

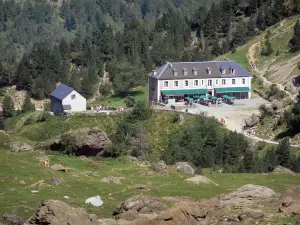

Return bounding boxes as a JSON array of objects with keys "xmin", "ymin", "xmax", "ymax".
[
  {"xmin": 51, "ymin": 128, "xmax": 112, "ymax": 157},
  {"xmin": 185, "ymin": 175, "xmax": 218, "ymax": 185},
  {"xmin": 217, "ymin": 184, "xmax": 276, "ymax": 209},
  {"xmin": 174, "ymin": 162, "xmax": 195, "ymax": 174},
  {"xmin": 279, "ymin": 186, "xmax": 300, "ymax": 215},
  {"xmin": 113, "ymin": 195, "xmax": 168, "ymax": 220},
  {"xmin": 272, "ymin": 166, "xmax": 296, "ymax": 176},
  {"xmin": 2, "ymin": 213, "xmax": 23, "ymax": 225},
  {"xmin": 51, "ymin": 177, "xmax": 64, "ymax": 185},
  {"xmin": 24, "ymin": 200, "xmax": 97, "ymax": 225},
  {"xmin": 10, "ymin": 142, "xmax": 33, "ymax": 153},
  {"xmin": 101, "ymin": 177, "xmax": 125, "ymax": 184},
  {"xmin": 245, "ymin": 114, "xmax": 260, "ymax": 127},
  {"xmin": 151, "ymin": 160, "xmax": 168, "ymax": 174},
  {"xmin": 51, "ymin": 164, "xmax": 71, "ymax": 172}
]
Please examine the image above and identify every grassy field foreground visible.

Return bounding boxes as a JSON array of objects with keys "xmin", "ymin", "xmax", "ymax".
[{"xmin": 1, "ymin": 149, "xmax": 300, "ymax": 221}]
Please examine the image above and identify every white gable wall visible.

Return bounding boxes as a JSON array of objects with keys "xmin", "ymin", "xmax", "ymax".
[{"xmin": 62, "ymin": 90, "xmax": 86, "ymax": 111}]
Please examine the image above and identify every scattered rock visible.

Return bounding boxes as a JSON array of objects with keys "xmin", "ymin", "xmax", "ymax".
[
  {"xmin": 127, "ymin": 156, "xmax": 138, "ymax": 162},
  {"xmin": 279, "ymin": 186, "xmax": 300, "ymax": 215},
  {"xmin": 136, "ymin": 171, "xmax": 155, "ymax": 177},
  {"xmin": 218, "ymin": 184, "xmax": 276, "ymax": 209},
  {"xmin": 52, "ymin": 129, "xmax": 112, "ymax": 157},
  {"xmin": 238, "ymin": 211, "xmax": 264, "ymax": 221},
  {"xmin": 10, "ymin": 142, "xmax": 33, "ymax": 153},
  {"xmin": 36, "ymin": 156, "xmax": 48, "ymax": 163},
  {"xmin": 85, "ymin": 196, "xmax": 103, "ymax": 207},
  {"xmin": 152, "ymin": 160, "xmax": 168, "ymax": 174},
  {"xmin": 25, "ymin": 200, "xmax": 97, "ymax": 225},
  {"xmin": 31, "ymin": 190, "xmax": 39, "ymax": 193},
  {"xmin": 128, "ymin": 184, "xmax": 148, "ymax": 190},
  {"xmin": 19, "ymin": 180, "xmax": 26, "ymax": 185},
  {"xmin": 113, "ymin": 195, "xmax": 168, "ymax": 216},
  {"xmin": 51, "ymin": 164, "xmax": 71, "ymax": 172},
  {"xmin": 51, "ymin": 177, "xmax": 64, "ymax": 185},
  {"xmin": 273, "ymin": 166, "xmax": 296, "ymax": 176},
  {"xmin": 245, "ymin": 114, "xmax": 260, "ymax": 127},
  {"xmin": 115, "ymin": 210, "xmax": 139, "ymax": 221},
  {"xmin": 185, "ymin": 175, "xmax": 218, "ymax": 185},
  {"xmin": 101, "ymin": 177, "xmax": 125, "ymax": 184},
  {"xmin": 174, "ymin": 162, "xmax": 194, "ymax": 174},
  {"xmin": 2, "ymin": 213, "xmax": 23, "ymax": 225}
]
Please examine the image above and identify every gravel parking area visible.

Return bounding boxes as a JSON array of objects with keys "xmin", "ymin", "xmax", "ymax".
[{"xmin": 179, "ymin": 97, "xmax": 269, "ymax": 132}]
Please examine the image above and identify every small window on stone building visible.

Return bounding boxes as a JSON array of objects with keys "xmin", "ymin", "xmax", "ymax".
[{"xmin": 71, "ymin": 94, "xmax": 76, "ymax": 100}]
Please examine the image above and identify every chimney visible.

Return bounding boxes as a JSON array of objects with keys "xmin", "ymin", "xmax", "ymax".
[
  {"xmin": 192, "ymin": 67, "xmax": 198, "ymax": 75},
  {"xmin": 206, "ymin": 67, "xmax": 211, "ymax": 75},
  {"xmin": 152, "ymin": 70, "xmax": 157, "ymax": 76},
  {"xmin": 182, "ymin": 67, "xmax": 188, "ymax": 76}
]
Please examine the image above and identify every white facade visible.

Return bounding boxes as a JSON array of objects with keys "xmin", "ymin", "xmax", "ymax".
[{"xmin": 62, "ymin": 90, "xmax": 86, "ymax": 112}]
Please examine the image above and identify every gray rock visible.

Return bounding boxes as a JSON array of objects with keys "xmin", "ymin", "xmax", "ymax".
[
  {"xmin": 174, "ymin": 162, "xmax": 194, "ymax": 174},
  {"xmin": 152, "ymin": 160, "xmax": 168, "ymax": 174},
  {"xmin": 101, "ymin": 177, "xmax": 125, "ymax": 184},
  {"xmin": 2, "ymin": 213, "xmax": 23, "ymax": 225},
  {"xmin": 51, "ymin": 164, "xmax": 71, "ymax": 172},
  {"xmin": 19, "ymin": 180, "xmax": 26, "ymax": 185},
  {"xmin": 10, "ymin": 142, "xmax": 33, "ymax": 153},
  {"xmin": 273, "ymin": 166, "xmax": 296, "ymax": 176},
  {"xmin": 238, "ymin": 211, "xmax": 264, "ymax": 221},
  {"xmin": 36, "ymin": 156, "xmax": 49, "ymax": 163},
  {"xmin": 51, "ymin": 177, "xmax": 64, "ymax": 185},
  {"xmin": 245, "ymin": 114, "xmax": 260, "ymax": 127}
]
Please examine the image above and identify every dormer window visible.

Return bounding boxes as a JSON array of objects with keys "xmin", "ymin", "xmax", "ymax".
[
  {"xmin": 206, "ymin": 67, "xmax": 211, "ymax": 75},
  {"xmin": 221, "ymin": 68, "xmax": 226, "ymax": 75},
  {"xmin": 230, "ymin": 68, "xmax": 236, "ymax": 74},
  {"xmin": 173, "ymin": 68, "xmax": 178, "ymax": 76},
  {"xmin": 192, "ymin": 67, "xmax": 198, "ymax": 75},
  {"xmin": 182, "ymin": 67, "xmax": 188, "ymax": 76},
  {"xmin": 152, "ymin": 70, "xmax": 157, "ymax": 76}
]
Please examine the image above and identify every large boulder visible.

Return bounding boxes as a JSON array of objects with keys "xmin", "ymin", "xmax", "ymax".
[
  {"xmin": 217, "ymin": 184, "xmax": 276, "ymax": 209},
  {"xmin": 185, "ymin": 175, "xmax": 218, "ymax": 185},
  {"xmin": 10, "ymin": 142, "xmax": 33, "ymax": 153},
  {"xmin": 24, "ymin": 200, "xmax": 97, "ymax": 225},
  {"xmin": 245, "ymin": 114, "xmax": 260, "ymax": 127},
  {"xmin": 51, "ymin": 164, "xmax": 71, "ymax": 172},
  {"xmin": 279, "ymin": 186, "xmax": 300, "ymax": 215},
  {"xmin": 113, "ymin": 195, "xmax": 168, "ymax": 218},
  {"xmin": 2, "ymin": 213, "xmax": 23, "ymax": 225},
  {"xmin": 52, "ymin": 128, "xmax": 112, "ymax": 157},
  {"xmin": 174, "ymin": 162, "xmax": 194, "ymax": 174},
  {"xmin": 151, "ymin": 160, "xmax": 168, "ymax": 174},
  {"xmin": 101, "ymin": 177, "xmax": 125, "ymax": 184},
  {"xmin": 272, "ymin": 166, "xmax": 296, "ymax": 176}
]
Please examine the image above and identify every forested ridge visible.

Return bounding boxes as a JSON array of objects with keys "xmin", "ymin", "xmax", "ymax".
[{"xmin": 0, "ymin": 0, "xmax": 299, "ymax": 99}]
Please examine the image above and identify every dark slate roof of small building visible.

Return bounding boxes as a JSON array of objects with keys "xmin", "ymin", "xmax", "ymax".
[
  {"xmin": 148, "ymin": 60, "xmax": 252, "ymax": 80},
  {"xmin": 50, "ymin": 84, "xmax": 74, "ymax": 101}
]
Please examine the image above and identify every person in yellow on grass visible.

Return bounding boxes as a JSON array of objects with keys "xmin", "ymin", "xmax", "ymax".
[{"xmin": 44, "ymin": 160, "xmax": 50, "ymax": 167}]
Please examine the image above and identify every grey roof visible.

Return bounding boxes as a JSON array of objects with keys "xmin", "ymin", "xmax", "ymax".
[
  {"xmin": 50, "ymin": 84, "xmax": 74, "ymax": 100},
  {"xmin": 149, "ymin": 60, "xmax": 252, "ymax": 80}
]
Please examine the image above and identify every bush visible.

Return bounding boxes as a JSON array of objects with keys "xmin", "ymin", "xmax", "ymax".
[
  {"xmin": 99, "ymin": 83, "xmax": 112, "ymax": 97},
  {"xmin": 124, "ymin": 96, "xmax": 136, "ymax": 107}
]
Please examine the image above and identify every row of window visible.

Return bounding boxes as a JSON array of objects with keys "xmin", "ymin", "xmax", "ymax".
[{"xmin": 163, "ymin": 78, "xmax": 246, "ymax": 88}]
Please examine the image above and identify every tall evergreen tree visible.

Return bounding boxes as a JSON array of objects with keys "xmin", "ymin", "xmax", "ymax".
[
  {"xmin": 276, "ymin": 138, "xmax": 290, "ymax": 167},
  {"xmin": 22, "ymin": 93, "xmax": 35, "ymax": 112},
  {"xmin": 289, "ymin": 19, "xmax": 300, "ymax": 52},
  {"xmin": 2, "ymin": 95, "xmax": 15, "ymax": 118}
]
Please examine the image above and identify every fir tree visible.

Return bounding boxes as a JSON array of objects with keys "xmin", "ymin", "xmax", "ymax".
[
  {"xmin": 243, "ymin": 150, "xmax": 254, "ymax": 172},
  {"xmin": 276, "ymin": 138, "xmax": 290, "ymax": 168},
  {"xmin": 289, "ymin": 19, "xmax": 300, "ymax": 52},
  {"xmin": 22, "ymin": 93, "xmax": 35, "ymax": 112},
  {"xmin": 2, "ymin": 95, "xmax": 15, "ymax": 118}
]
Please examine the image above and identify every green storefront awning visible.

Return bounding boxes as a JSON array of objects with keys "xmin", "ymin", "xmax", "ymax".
[
  {"xmin": 215, "ymin": 87, "xmax": 250, "ymax": 93},
  {"xmin": 161, "ymin": 89, "xmax": 207, "ymax": 95}
]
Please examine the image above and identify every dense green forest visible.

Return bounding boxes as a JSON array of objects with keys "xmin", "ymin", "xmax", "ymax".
[{"xmin": 0, "ymin": 0, "xmax": 300, "ymax": 99}]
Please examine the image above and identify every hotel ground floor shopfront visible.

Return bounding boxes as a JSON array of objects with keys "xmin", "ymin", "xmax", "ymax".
[{"xmin": 161, "ymin": 87, "xmax": 251, "ymax": 103}]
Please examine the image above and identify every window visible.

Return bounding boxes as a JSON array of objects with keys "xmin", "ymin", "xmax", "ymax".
[
  {"xmin": 222, "ymin": 79, "xmax": 226, "ymax": 85},
  {"xmin": 71, "ymin": 94, "xmax": 76, "ymax": 100},
  {"xmin": 208, "ymin": 80, "xmax": 212, "ymax": 86},
  {"xmin": 185, "ymin": 80, "xmax": 189, "ymax": 87},
  {"xmin": 194, "ymin": 80, "xmax": 199, "ymax": 87},
  {"xmin": 164, "ymin": 81, "xmax": 169, "ymax": 88},
  {"xmin": 183, "ymin": 68, "xmax": 188, "ymax": 76},
  {"xmin": 201, "ymin": 80, "xmax": 204, "ymax": 86},
  {"xmin": 174, "ymin": 81, "xmax": 179, "ymax": 87},
  {"xmin": 242, "ymin": 78, "xmax": 245, "ymax": 84},
  {"xmin": 216, "ymin": 79, "xmax": 218, "ymax": 85},
  {"xmin": 232, "ymin": 79, "xmax": 236, "ymax": 85}
]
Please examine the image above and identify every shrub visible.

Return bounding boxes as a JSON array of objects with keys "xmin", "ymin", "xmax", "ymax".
[
  {"xmin": 99, "ymin": 83, "xmax": 112, "ymax": 97},
  {"xmin": 124, "ymin": 96, "xmax": 136, "ymax": 107}
]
